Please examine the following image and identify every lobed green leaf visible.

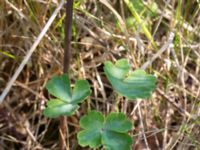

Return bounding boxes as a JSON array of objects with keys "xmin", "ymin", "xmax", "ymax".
[
  {"xmin": 43, "ymin": 99, "xmax": 78, "ymax": 118},
  {"xmin": 104, "ymin": 59, "xmax": 130, "ymax": 80},
  {"xmin": 104, "ymin": 59, "xmax": 156, "ymax": 100},
  {"xmin": 104, "ymin": 112, "xmax": 132, "ymax": 133},
  {"xmin": 79, "ymin": 111, "xmax": 104, "ymax": 129},
  {"xmin": 77, "ymin": 111, "xmax": 133, "ymax": 150},
  {"xmin": 45, "ymin": 74, "xmax": 71, "ymax": 102},
  {"xmin": 72, "ymin": 80, "xmax": 91, "ymax": 104},
  {"xmin": 78, "ymin": 129, "xmax": 102, "ymax": 148},
  {"xmin": 44, "ymin": 74, "xmax": 91, "ymax": 118},
  {"xmin": 102, "ymin": 130, "xmax": 132, "ymax": 150}
]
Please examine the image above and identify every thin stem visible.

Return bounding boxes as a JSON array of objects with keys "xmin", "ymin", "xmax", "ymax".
[
  {"xmin": 63, "ymin": 0, "xmax": 73, "ymax": 73},
  {"xmin": 59, "ymin": 0, "xmax": 74, "ymax": 150}
]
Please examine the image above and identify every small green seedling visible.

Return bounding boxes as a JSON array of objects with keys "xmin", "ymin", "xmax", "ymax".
[
  {"xmin": 43, "ymin": 74, "xmax": 91, "ymax": 118},
  {"xmin": 77, "ymin": 111, "xmax": 132, "ymax": 150},
  {"xmin": 104, "ymin": 59, "xmax": 156, "ymax": 99},
  {"xmin": 43, "ymin": 59, "xmax": 156, "ymax": 149}
]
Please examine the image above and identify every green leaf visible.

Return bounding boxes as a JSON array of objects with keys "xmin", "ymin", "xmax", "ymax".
[
  {"xmin": 78, "ymin": 129, "xmax": 102, "ymax": 148},
  {"xmin": 104, "ymin": 113, "xmax": 132, "ymax": 133},
  {"xmin": 72, "ymin": 80, "xmax": 91, "ymax": 104},
  {"xmin": 104, "ymin": 59, "xmax": 130, "ymax": 79},
  {"xmin": 79, "ymin": 111, "xmax": 104, "ymax": 129},
  {"xmin": 46, "ymin": 75, "xmax": 71, "ymax": 102},
  {"xmin": 104, "ymin": 59, "xmax": 156, "ymax": 100},
  {"xmin": 77, "ymin": 111, "xmax": 133, "ymax": 150},
  {"xmin": 78, "ymin": 111, "xmax": 104, "ymax": 148},
  {"xmin": 102, "ymin": 131, "xmax": 132, "ymax": 150},
  {"xmin": 43, "ymin": 99, "xmax": 78, "ymax": 118},
  {"xmin": 43, "ymin": 74, "xmax": 91, "ymax": 118}
]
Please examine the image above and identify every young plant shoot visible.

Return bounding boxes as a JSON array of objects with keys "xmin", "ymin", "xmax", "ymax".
[
  {"xmin": 43, "ymin": 59, "xmax": 156, "ymax": 150},
  {"xmin": 77, "ymin": 59, "xmax": 156, "ymax": 150}
]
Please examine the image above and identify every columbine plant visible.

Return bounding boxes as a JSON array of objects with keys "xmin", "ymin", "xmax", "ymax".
[
  {"xmin": 43, "ymin": 59, "xmax": 156, "ymax": 150},
  {"xmin": 103, "ymin": 59, "xmax": 156, "ymax": 99},
  {"xmin": 77, "ymin": 111, "xmax": 132, "ymax": 150},
  {"xmin": 76, "ymin": 59, "xmax": 156, "ymax": 150},
  {"xmin": 43, "ymin": 74, "xmax": 91, "ymax": 118}
]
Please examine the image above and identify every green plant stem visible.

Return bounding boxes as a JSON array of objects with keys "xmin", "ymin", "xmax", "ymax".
[{"xmin": 60, "ymin": 0, "xmax": 73, "ymax": 150}]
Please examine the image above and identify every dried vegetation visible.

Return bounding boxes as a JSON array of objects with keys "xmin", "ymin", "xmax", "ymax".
[{"xmin": 0, "ymin": 0, "xmax": 200, "ymax": 149}]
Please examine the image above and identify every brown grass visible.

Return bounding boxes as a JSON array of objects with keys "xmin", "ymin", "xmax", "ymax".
[{"xmin": 0, "ymin": 0, "xmax": 200, "ymax": 150}]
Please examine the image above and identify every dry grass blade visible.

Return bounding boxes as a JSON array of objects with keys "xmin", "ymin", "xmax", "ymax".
[
  {"xmin": 1, "ymin": 0, "xmax": 200, "ymax": 149},
  {"xmin": 141, "ymin": 32, "xmax": 175, "ymax": 70},
  {"xmin": 0, "ymin": 0, "xmax": 65, "ymax": 103}
]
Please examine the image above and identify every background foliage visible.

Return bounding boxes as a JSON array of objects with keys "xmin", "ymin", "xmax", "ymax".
[{"xmin": 0, "ymin": 0, "xmax": 200, "ymax": 149}]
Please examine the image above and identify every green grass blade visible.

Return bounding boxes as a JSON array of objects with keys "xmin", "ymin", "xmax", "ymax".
[
  {"xmin": 124, "ymin": 0, "xmax": 157, "ymax": 48},
  {"xmin": 0, "ymin": 50, "xmax": 16, "ymax": 59}
]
